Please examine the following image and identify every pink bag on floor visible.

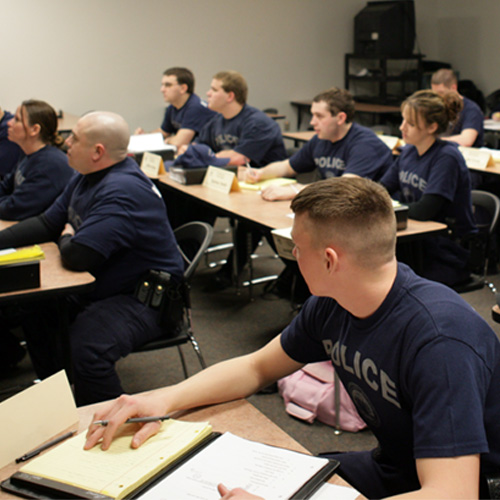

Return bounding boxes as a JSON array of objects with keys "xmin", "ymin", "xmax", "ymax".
[{"xmin": 278, "ymin": 361, "xmax": 367, "ymax": 432}]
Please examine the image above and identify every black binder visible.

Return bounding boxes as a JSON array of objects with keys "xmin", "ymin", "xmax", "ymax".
[{"xmin": 1, "ymin": 432, "xmax": 339, "ymax": 500}]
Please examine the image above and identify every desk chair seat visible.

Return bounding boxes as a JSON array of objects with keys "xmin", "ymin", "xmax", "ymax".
[
  {"xmin": 454, "ymin": 190, "xmax": 500, "ymax": 293},
  {"xmin": 132, "ymin": 221, "xmax": 213, "ymax": 378}
]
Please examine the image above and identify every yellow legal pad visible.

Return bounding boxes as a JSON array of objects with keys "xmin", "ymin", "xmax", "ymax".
[
  {"xmin": 239, "ymin": 177, "xmax": 297, "ymax": 191},
  {"xmin": 18, "ymin": 419, "xmax": 212, "ymax": 499},
  {"xmin": 0, "ymin": 245, "xmax": 45, "ymax": 266}
]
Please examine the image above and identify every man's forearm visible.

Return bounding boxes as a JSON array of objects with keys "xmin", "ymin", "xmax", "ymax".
[{"xmin": 0, "ymin": 215, "xmax": 55, "ymax": 249}]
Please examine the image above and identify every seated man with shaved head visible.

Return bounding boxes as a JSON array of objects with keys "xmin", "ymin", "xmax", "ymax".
[{"xmin": 0, "ymin": 111, "xmax": 184, "ymax": 405}]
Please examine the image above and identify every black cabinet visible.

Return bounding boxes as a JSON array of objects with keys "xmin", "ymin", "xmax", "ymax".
[{"xmin": 344, "ymin": 53, "xmax": 425, "ymax": 104}]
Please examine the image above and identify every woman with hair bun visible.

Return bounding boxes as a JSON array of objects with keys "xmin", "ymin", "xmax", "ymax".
[
  {"xmin": 380, "ymin": 89, "xmax": 477, "ymax": 287},
  {"xmin": 0, "ymin": 99, "xmax": 74, "ymax": 220}
]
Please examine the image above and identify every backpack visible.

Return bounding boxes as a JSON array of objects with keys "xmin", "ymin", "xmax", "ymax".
[{"xmin": 277, "ymin": 361, "xmax": 367, "ymax": 432}]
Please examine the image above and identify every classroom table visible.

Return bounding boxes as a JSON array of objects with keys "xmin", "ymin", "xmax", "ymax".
[
  {"xmin": 0, "ymin": 242, "xmax": 95, "ymax": 303},
  {"xmin": 484, "ymin": 119, "xmax": 500, "ymax": 132},
  {"xmin": 0, "ymin": 219, "xmax": 95, "ymax": 301},
  {"xmin": 158, "ymin": 173, "xmax": 447, "ymax": 241},
  {"xmin": 0, "ymin": 399, "xmax": 363, "ymax": 499},
  {"xmin": 282, "ymin": 130, "xmax": 315, "ymax": 144},
  {"xmin": 291, "ymin": 99, "xmax": 401, "ymax": 130},
  {"xmin": 158, "ymin": 173, "xmax": 446, "ymax": 297},
  {"xmin": 0, "ymin": 233, "xmax": 96, "ymax": 387}
]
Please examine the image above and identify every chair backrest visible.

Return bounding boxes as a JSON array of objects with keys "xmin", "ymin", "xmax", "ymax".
[
  {"xmin": 174, "ymin": 221, "xmax": 214, "ymax": 281},
  {"xmin": 472, "ymin": 190, "xmax": 500, "ymax": 236}
]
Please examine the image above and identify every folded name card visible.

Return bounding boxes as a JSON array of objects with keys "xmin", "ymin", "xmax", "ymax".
[{"xmin": 203, "ymin": 166, "xmax": 240, "ymax": 193}]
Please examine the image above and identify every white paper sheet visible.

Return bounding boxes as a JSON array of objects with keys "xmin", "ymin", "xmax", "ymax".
[{"xmin": 138, "ymin": 432, "xmax": 330, "ymax": 500}]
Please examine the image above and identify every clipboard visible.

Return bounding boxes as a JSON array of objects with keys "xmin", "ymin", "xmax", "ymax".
[{"xmin": 1, "ymin": 432, "xmax": 339, "ymax": 500}]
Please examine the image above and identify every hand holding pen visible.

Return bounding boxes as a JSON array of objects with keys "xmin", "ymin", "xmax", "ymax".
[
  {"xmin": 92, "ymin": 415, "xmax": 170, "ymax": 426},
  {"xmin": 85, "ymin": 393, "xmax": 171, "ymax": 451},
  {"xmin": 243, "ymin": 163, "xmax": 261, "ymax": 183}
]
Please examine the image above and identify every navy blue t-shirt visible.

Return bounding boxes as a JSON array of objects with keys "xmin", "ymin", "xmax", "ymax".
[
  {"xmin": 196, "ymin": 104, "xmax": 287, "ymax": 167},
  {"xmin": 289, "ymin": 123, "xmax": 393, "ymax": 181},
  {"xmin": 0, "ymin": 111, "xmax": 22, "ymax": 177},
  {"xmin": 281, "ymin": 262, "xmax": 500, "ymax": 479},
  {"xmin": 380, "ymin": 139, "xmax": 476, "ymax": 236},
  {"xmin": 44, "ymin": 157, "xmax": 184, "ymax": 300},
  {"xmin": 0, "ymin": 145, "xmax": 73, "ymax": 221},
  {"xmin": 449, "ymin": 96, "xmax": 484, "ymax": 148},
  {"xmin": 161, "ymin": 93, "xmax": 216, "ymax": 137}
]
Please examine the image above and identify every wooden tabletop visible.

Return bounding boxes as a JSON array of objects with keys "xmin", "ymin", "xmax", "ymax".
[
  {"xmin": 158, "ymin": 173, "xmax": 447, "ymax": 239},
  {"xmin": 0, "ymin": 241, "xmax": 95, "ymax": 302},
  {"xmin": 282, "ymin": 130, "xmax": 315, "ymax": 143},
  {"xmin": 159, "ymin": 173, "xmax": 295, "ymax": 230},
  {"xmin": 0, "ymin": 399, "xmax": 361, "ymax": 498}
]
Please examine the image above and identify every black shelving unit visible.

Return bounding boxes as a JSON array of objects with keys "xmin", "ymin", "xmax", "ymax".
[{"xmin": 345, "ymin": 53, "xmax": 425, "ymax": 104}]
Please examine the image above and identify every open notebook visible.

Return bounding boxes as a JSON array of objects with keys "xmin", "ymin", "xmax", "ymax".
[
  {"xmin": 4, "ymin": 419, "xmax": 212, "ymax": 500},
  {"xmin": 3, "ymin": 425, "xmax": 339, "ymax": 500}
]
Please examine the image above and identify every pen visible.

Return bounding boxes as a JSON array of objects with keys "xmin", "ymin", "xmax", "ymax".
[
  {"xmin": 15, "ymin": 430, "xmax": 76, "ymax": 463},
  {"xmin": 92, "ymin": 415, "xmax": 170, "ymax": 427}
]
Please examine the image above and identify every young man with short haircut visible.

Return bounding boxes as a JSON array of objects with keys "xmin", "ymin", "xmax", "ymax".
[
  {"xmin": 135, "ymin": 67, "xmax": 216, "ymax": 148},
  {"xmin": 194, "ymin": 70, "xmax": 287, "ymax": 167},
  {"xmin": 244, "ymin": 87, "xmax": 393, "ymax": 200},
  {"xmin": 86, "ymin": 176, "xmax": 500, "ymax": 500}
]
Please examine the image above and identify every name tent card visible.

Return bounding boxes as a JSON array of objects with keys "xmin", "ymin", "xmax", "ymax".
[
  {"xmin": 140, "ymin": 152, "xmax": 166, "ymax": 178},
  {"xmin": 459, "ymin": 146, "xmax": 495, "ymax": 170},
  {"xmin": 0, "ymin": 371, "xmax": 78, "ymax": 469},
  {"xmin": 378, "ymin": 135, "xmax": 405, "ymax": 152},
  {"xmin": 202, "ymin": 166, "xmax": 240, "ymax": 194}
]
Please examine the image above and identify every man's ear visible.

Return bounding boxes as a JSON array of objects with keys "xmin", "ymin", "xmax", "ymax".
[
  {"xmin": 325, "ymin": 246, "xmax": 338, "ymax": 272},
  {"xmin": 92, "ymin": 143, "xmax": 106, "ymax": 161},
  {"xmin": 336, "ymin": 111, "xmax": 347, "ymax": 126}
]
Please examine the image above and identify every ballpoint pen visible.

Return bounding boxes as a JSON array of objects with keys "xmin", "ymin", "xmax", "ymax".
[
  {"xmin": 92, "ymin": 415, "xmax": 170, "ymax": 426},
  {"xmin": 15, "ymin": 430, "xmax": 76, "ymax": 463}
]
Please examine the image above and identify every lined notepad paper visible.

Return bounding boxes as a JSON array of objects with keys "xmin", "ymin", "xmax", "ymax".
[
  {"xmin": 239, "ymin": 177, "xmax": 297, "ymax": 191},
  {"xmin": 19, "ymin": 419, "xmax": 212, "ymax": 499}
]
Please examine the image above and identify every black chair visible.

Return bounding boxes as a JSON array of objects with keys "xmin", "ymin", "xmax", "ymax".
[
  {"xmin": 455, "ymin": 190, "xmax": 500, "ymax": 293},
  {"xmin": 132, "ymin": 221, "xmax": 213, "ymax": 378}
]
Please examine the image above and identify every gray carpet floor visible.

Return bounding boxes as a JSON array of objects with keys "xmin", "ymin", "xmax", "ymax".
[{"xmin": 2, "ymin": 221, "xmax": 499, "ymax": 457}]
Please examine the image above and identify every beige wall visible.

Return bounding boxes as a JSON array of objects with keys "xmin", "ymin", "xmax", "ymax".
[
  {"xmin": 1, "ymin": 0, "xmax": 365, "ymax": 131},
  {"xmin": 416, "ymin": 0, "xmax": 500, "ymax": 97},
  {"xmin": 1, "ymin": 0, "xmax": 498, "ymax": 133}
]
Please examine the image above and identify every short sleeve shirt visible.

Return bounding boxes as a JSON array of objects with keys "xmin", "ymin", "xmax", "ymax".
[
  {"xmin": 448, "ymin": 97, "xmax": 484, "ymax": 148},
  {"xmin": 196, "ymin": 104, "xmax": 287, "ymax": 167},
  {"xmin": 161, "ymin": 93, "xmax": 216, "ymax": 137},
  {"xmin": 281, "ymin": 263, "xmax": 500, "ymax": 477},
  {"xmin": 289, "ymin": 123, "xmax": 393, "ymax": 181},
  {"xmin": 380, "ymin": 139, "xmax": 476, "ymax": 236}
]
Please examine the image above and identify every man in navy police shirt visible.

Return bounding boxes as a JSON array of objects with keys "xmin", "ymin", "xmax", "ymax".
[
  {"xmin": 431, "ymin": 68, "xmax": 484, "ymax": 148},
  {"xmin": 86, "ymin": 177, "xmax": 500, "ymax": 500},
  {"xmin": 187, "ymin": 70, "xmax": 287, "ymax": 167},
  {"xmin": 0, "ymin": 111, "xmax": 184, "ymax": 405},
  {"xmin": 244, "ymin": 87, "xmax": 393, "ymax": 200},
  {"xmin": 134, "ymin": 67, "xmax": 216, "ymax": 149}
]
